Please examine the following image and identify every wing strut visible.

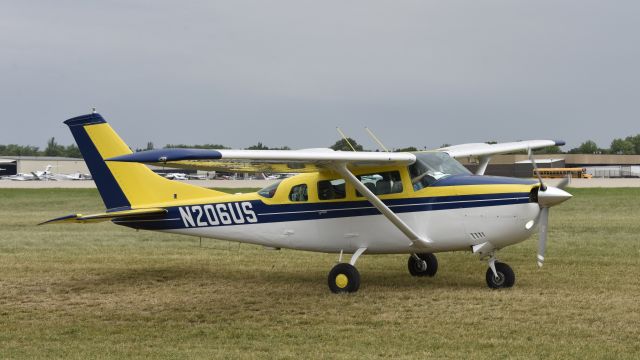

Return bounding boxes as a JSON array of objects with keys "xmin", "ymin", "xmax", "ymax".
[
  {"xmin": 475, "ymin": 156, "xmax": 491, "ymax": 175},
  {"xmin": 331, "ymin": 163, "xmax": 431, "ymax": 248}
]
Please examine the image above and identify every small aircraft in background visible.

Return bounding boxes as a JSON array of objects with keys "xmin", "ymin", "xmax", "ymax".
[
  {"xmin": 43, "ymin": 113, "xmax": 572, "ymax": 293},
  {"xmin": 2, "ymin": 165, "xmax": 53, "ymax": 181},
  {"xmin": 164, "ymin": 173, "xmax": 189, "ymax": 181},
  {"xmin": 1, "ymin": 165, "xmax": 91, "ymax": 181}
]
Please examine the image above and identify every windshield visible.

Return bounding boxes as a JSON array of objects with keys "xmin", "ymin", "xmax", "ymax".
[
  {"xmin": 258, "ymin": 181, "xmax": 282, "ymax": 198},
  {"xmin": 409, "ymin": 152, "xmax": 471, "ymax": 189}
]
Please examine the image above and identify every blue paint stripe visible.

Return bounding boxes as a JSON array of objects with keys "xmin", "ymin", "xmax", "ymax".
[
  {"xmin": 115, "ymin": 193, "xmax": 531, "ymax": 230},
  {"xmin": 65, "ymin": 113, "xmax": 130, "ymax": 210},
  {"xmin": 431, "ymin": 175, "xmax": 537, "ymax": 187}
]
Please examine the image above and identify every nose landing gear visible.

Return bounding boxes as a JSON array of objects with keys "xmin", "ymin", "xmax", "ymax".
[{"xmin": 485, "ymin": 256, "xmax": 515, "ymax": 289}]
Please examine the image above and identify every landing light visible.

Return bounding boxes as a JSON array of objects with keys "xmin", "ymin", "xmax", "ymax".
[{"xmin": 525, "ymin": 220, "xmax": 535, "ymax": 230}]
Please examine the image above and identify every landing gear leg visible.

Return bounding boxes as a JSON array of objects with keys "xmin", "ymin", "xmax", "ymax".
[
  {"xmin": 328, "ymin": 247, "xmax": 366, "ymax": 294},
  {"xmin": 485, "ymin": 255, "xmax": 515, "ymax": 289}
]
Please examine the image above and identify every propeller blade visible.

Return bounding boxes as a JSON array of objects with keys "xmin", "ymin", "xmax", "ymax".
[
  {"xmin": 528, "ymin": 148, "xmax": 547, "ymax": 191},
  {"xmin": 556, "ymin": 177, "xmax": 570, "ymax": 190},
  {"xmin": 537, "ymin": 207, "xmax": 549, "ymax": 267}
]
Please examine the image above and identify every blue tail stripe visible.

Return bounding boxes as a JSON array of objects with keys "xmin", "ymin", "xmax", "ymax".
[{"xmin": 65, "ymin": 113, "xmax": 130, "ymax": 210}]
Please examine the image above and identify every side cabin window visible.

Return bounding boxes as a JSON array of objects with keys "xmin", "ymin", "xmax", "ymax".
[
  {"xmin": 258, "ymin": 181, "xmax": 281, "ymax": 198},
  {"xmin": 356, "ymin": 171, "xmax": 403, "ymax": 196},
  {"xmin": 317, "ymin": 179, "xmax": 346, "ymax": 200},
  {"xmin": 289, "ymin": 184, "xmax": 308, "ymax": 202}
]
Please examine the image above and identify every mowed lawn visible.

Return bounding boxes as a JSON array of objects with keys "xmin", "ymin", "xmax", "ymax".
[{"xmin": 0, "ymin": 188, "xmax": 638, "ymax": 359}]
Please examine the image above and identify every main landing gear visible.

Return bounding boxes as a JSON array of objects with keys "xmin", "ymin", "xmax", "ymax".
[
  {"xmin": 485, "ymin": 256, "xmax": 515, "ymax": 289},
  {"xmin": 408, "ymin": 253, "xmax": 438, "ymax": 277},
  {"xmin": 328, "ymin": 248, "xmax": 366, "ymax": 294}
]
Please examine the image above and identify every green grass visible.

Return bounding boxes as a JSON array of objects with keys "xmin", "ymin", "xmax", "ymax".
[{"xmin": 0, "ymin": 188, "xmax": 639, "ymax": 359}]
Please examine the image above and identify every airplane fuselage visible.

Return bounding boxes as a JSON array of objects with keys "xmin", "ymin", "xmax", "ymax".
[{"xmin": 114, "ymin": 168, "xmax": 541, "ymax": 254}]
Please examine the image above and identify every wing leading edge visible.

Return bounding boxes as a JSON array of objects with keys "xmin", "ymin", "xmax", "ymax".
[{"xmin": 438, "ymin": 140, "xmax": 565, "ymax": 158}]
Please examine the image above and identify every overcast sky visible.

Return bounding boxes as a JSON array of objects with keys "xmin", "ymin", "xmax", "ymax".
[{"xmin": 1, "ymin": 1, "xmax": 638, "ymax": 151}]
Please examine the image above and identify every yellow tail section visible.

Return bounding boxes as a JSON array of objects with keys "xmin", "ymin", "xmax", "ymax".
[{"xmin": 81, "ymin": 121, "xmax": 224, "ymax": 208}]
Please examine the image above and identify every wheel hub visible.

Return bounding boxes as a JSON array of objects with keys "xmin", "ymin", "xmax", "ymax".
[{"xmin": 335, "ymin": 274, "xmax": 349, "ymax": 289}]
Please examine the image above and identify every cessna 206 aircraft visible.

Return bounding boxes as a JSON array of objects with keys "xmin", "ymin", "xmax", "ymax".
[{"xmin": 42, "ymin": 113, "xmax": 572, "ymax": 293}]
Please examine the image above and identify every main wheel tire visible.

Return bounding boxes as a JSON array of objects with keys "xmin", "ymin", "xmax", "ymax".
[
  {"xmin": 328, "ymin": 263, "xmax": 360, "ymax": 294},
  {"xmin": 486, "ymin": 262, "xmax": 515, "ymax": 289},
  {"xmin": 408, "ymin": 253, "xmax": 438, "ymax": 277}
]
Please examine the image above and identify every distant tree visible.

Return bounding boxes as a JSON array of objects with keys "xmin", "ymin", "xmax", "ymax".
[
  {"xmin": 246, "ymin": 142, "xmax": 269, "ymax": 150},
  {"xmin": 64, "ymin": 144, "xmax": 82, "ymax": 158},
  {"xmin": 439, "ymin": 144, "xmax": 451, "ymax": 148},
  {"xmin": 330, "ymin": 138, "xmax": 364, "ymax": 151},
  {"xmin": 568, "ymin": 140, "xmax": 599, "ymax": 154},
  {"xmin": 146, "ymin": 141, "xmax": 155, "ymax": 151},
  {"xmin": 485, "ymin": 141, "xmax": 498, "ymax": 145},
  {"xmin": 7, "ymin": 144, "xmax": 40, "ymax": 156},
  {"xmin": 44, "ymin": 137, "xmax": 65, "ymax": 157},
  {"xmin": 534, "ymin": 145, "xmax": 563, "ymax": 154},
  {"xmin": 624, "ymin": 135, "xmax": 640, "ymax": 154},
  {"xmin": 394, "ymin": 146, "xmax": 418, "ymax": 152},
  {"xmin": 244, "ymin": 142, "xmax": 290, "ymax": 150},
  {"xmin": 610, "ymin": 138, "xmax": 635, "ymax": 155}
]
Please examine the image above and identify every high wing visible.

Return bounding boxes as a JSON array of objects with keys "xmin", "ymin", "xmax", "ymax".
[
  {"xmin": 437, "ymin": 140, "xmax": 565, "ymax": 175},
  {"xmin": 106, "ymin": 148, "xmax": 416, "ymax": 173},
  {"xmin": 437, "ymin": 140, "xmax": 565, "ymax": 158}
]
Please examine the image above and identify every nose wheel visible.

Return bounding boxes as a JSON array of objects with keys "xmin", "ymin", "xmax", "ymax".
[{"xmin": 485, "ymin": 260, "xmax": 515, "ymax": 289}]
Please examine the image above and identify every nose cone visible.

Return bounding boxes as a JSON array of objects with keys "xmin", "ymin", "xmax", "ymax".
[{"xmin": 538, "ymin": 186, "xmax": 572, "ymax": 207}]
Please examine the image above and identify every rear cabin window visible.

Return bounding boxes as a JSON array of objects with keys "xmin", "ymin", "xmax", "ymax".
[
  {"xmin": 317, "ymin": 179, "xmax": 346, "ymax": 200},
  {"xmin": 289, "ymin": 184, "xmax": 308, "ymax": 202},
  {"xmin": 356, "ymin": 171, "xmax": 403, "ymax": 196}
]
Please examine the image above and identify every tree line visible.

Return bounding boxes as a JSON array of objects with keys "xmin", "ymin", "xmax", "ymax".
[
  {"xmin": 2, "ymin": 135, "xmax": 640, "ymax": 157},
  {"xmin": 0, "ymin": 138, "xmax": 81, "ymax": 157}
]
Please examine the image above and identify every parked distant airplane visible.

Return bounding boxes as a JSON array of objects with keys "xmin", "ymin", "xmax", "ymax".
[{"xmin": 1, "ymin": 165, "xmax": 91, "ymax": 181}]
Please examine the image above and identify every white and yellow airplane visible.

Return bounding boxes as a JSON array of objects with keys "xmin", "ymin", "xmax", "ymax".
[{"xmin": 42, "ymin": 113, "xmax": 572, "ymax": 293}]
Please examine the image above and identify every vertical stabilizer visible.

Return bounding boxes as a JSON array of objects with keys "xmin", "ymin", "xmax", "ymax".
[{"xmin": 64, "ymin": 113, "xmax": 222, "ymax": 210}]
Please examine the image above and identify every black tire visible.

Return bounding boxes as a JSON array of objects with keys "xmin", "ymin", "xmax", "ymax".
[
  {"xmin": 328, "ymin": 263, "xmax": 360, "ymax": 294},
  {"xmin": 486, "ymin": 262, "xmax": 515, "ymax": 289},
  {"xmin": 408, "ymin": 253, "xmax": 438, "ymax": 277}
]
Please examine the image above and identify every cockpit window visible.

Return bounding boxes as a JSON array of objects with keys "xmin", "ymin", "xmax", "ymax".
[
  {"xmin": 409, "ymin": 152, "xmax": 471, "ymax": 190},
  {"xmin": 258, "ymin": 181, "xmax": 282, "ymax": 198}
]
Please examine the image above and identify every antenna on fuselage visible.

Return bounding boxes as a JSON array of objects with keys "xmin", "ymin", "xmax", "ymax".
[
  {"xmin": 364, "ymin": 127, "xmax": 389, "ymax": 152},
  {"xmin": 336, "ymin": 127, "xmax": 357, "ymax": 152}
]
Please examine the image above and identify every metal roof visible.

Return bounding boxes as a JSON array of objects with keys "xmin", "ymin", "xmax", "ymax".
[{"xmin": 0, "ymin": 156, "xmax": 82, "ymax": 161}]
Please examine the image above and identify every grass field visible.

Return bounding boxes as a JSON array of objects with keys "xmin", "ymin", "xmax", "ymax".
[{"xmin": 1, "ymin": 188, "xmax": 639, "ymax": 359}]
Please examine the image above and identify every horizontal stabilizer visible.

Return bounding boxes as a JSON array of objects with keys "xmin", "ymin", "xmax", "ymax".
[{"xmin": 39, "ymin": 208, "xmax": 167, "ymax": 225}]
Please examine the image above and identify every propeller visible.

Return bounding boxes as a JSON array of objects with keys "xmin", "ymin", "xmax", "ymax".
[
  {"xmin": 528, "ymin": 148, "xmax": 546, "ymax": 191},
  {"xmin": 528, "ymin": 149, "xmax": 572, "ymax": 267}
]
